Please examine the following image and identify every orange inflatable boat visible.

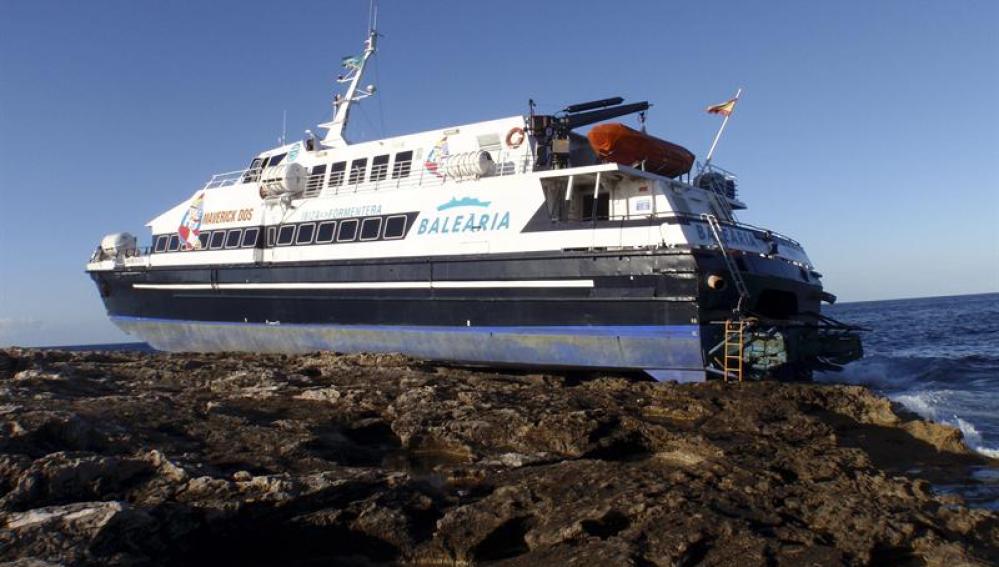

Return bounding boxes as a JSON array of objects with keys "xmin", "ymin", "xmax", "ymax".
[{"xmin": 587, "ymin": 123, "xmax": 694, "ymax": 177}]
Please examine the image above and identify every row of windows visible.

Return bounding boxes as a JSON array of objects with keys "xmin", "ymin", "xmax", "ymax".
[
  {"xmin": 304, "ymin": 150, "xmax": 414, "ymax": 196},
  {"xmin": 153, "ymin": 214, "xmax": 409, "ymax": 253}
]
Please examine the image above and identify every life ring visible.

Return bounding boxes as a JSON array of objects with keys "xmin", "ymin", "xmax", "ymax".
[{"xmin": 506, "ymin": 127, "xmax": 525, "ymax": 149}]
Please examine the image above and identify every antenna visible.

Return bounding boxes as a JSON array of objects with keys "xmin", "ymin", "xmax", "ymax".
[
  {"xmin": 318, "ymin": 3, "xmax": 380, "ymax": 148},
  {"xmin": 280, "ymin": 110, "xmax": 287, "ymax": 145}
]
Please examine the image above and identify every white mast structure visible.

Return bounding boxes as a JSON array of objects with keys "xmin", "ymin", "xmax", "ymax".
[
  {"xmin": 319, "ymin": 9, "xmax": 379, "ymax": 148},
  {"xmin": 702, "ymin": 88, "xmax": 742, "ymax": 171}
]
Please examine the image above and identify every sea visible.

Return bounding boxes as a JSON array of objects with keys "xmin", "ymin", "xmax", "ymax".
[{"xmin": 821, "ymin": 292, "xmax": 999, "ymax": 509}]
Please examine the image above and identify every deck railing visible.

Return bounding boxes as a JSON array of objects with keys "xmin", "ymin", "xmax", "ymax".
[{"xmin": 200, "ymin": 150, "xmax": 534, "ymax": 196}]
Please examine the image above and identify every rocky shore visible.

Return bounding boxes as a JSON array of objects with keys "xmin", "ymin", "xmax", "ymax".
[{"xmin": 0, "ymin": 349, "xmax": 996, "ymax": 566}]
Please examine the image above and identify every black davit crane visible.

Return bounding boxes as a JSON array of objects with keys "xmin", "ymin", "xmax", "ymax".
[{"xmin": 528, "ymin": 97, "xmax": 651, "ymax": 169}]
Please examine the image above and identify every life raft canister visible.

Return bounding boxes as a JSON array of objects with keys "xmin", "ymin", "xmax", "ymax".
[{"xmin": 506, "ymin": 127, "xmax": 525, "ymax": 149}]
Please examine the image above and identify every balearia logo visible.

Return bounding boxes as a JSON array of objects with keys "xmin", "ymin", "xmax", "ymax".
[{"xmin": 417, "ymin": 196, "xmax": 511, "ymax": 235}]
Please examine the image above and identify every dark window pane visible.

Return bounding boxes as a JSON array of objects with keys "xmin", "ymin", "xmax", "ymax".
[
  {"xmin": 225, "ymin": 229, "xmax": 242, "ymax": 249},
  {"xmin": 198, "ymin": 232, "xmax": 211, "ymax": 249},
  {"xmin": 266, "ymin": 153, "xmax": 286, "ymax": 167},
  {"xmin": 337, "ymin": 219, "xmax": 358, "ymax": 242},
  {"xmin": 348, "ymin": 158, "xmax": 367, "ymax": 184},
  {"xmin": 384, "ymin": 215, "xmax": 407, "ymax": 239},
  {"xmin": 242, "ymin": 228, "xmax": 259, "ymax": 248},
  {"xmin": 360, "ymin": 217, "xmax": 381, "ymax": 240},
  {"xmin": 296, "ymin": 223, "xmax": 315, "ymax": 245},
  {"xmin": 168, "ymin": 235, "xmax": 180, "ymax": 252},
  {"xmin": 154, "ymin": 235, "xmax": 168, "ymax": 253},
  {"xmin": 328, "ymin": 162, "xmax": 346, "ymax": 187},
  {"xmin": 305, "ymin": 164, "xmax": 326, "ymax": 196},
  {"xmin": 266, "ymin": 227, "xmax": 276, "ymax": 247},
  {"xmin": 210, "ymin": 231, "xmax": 225, "ymax": 249},
  {"xmin": 316, "ymin": 221, "xmax": 336, "ymax": 243},
  {"xmin": 277, "ymin": 225, "xmax": 295, "ymax": 246},
  {"xmin": 392, "ymin": 151, "xmax": 413, "ymax": 178},
  {"xmin": 370, "ymin": 154, "xmax": 389, "ymax": 181}
]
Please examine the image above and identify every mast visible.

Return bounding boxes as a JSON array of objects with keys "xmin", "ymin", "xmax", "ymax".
[{"xmin": 319, "ymin": 7, "xmax": 378, "ymax": 148}]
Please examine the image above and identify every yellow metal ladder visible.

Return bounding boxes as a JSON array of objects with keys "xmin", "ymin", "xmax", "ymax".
[{"xmin": 723, "ymin": 320, "xmax": 746, "ymax": 382}]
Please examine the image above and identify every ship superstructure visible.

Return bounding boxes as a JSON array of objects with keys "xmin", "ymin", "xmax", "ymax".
[{"xmin": 87, "ymin": 23, "xmax": 861, "ymax": 381}]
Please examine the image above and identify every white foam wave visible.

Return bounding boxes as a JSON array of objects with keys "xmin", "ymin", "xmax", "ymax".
[{"xmin": 891, "ymin": 393, "xmax": 999, "ymax": 458}]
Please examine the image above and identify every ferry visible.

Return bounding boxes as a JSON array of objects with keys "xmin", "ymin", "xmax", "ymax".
[{"xmin": 86, "ymin": 22, "xmax": 862, "ymax": 382}]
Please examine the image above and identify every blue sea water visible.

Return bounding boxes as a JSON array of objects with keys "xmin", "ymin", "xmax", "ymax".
[{"xmin": 820, "ymin": 292, "xmax": 999, "ymax": 460}]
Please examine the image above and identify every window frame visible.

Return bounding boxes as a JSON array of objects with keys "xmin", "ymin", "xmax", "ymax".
[
  {"xmin": 348, "ymin": 158, "xmax": 367, "ymax": 185},
  {"xmin": 224, "ymin": 228, "xmax": 243, "ymax": 249},
  {"xmin": 392, "ymin": 150, "xmax": 413, "ymax": 179},
  {"xmin": 315, "ymin": 221, "xmax": 337, "ymax": 243},
  {"xmin": 197, "ymin": 231, "xmax": 211, "ymax": 250},
  {"xmin": 327, "ymin": 161, "xmax": 346, "ymax": 187},
  {"xmin": 167, "ymin": 235, "xmax": 180, "ymax": 252},
  {"xmin": 359, "ymin": 217, "xmax": 382, "ymax": 241},
  {"xmin": 383, "ymin": 215, "xmax": 408, "ymax": 240},
  {"xmin": 370, "ymin": 154, "xmax": 389, "ymax": 182},
  {"xmin": 209, "ymin": 231, "xmax": 226, "ymax": 250},
  {"xmin": 241, "ymin": 227, "xmax": 260, "ymax": 248},
  {"xmin": 337, "ymin": 219, "xmax": 359, "ymax": 242},
  {"xmin": 154, "ymin": 235, "xmax": 168, "ymax": 253},
  {"xmin": 295, "ymin": 223, "xmax": 316, "ymax": 245},
  {"xmin": 276, "ymin": 225, "xmax": 296, "ymax": 247}
]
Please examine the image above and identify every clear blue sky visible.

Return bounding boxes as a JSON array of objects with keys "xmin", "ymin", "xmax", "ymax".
[{"xmin": 1, "ymin": 1, "xmax": 997, "ymax": 346}]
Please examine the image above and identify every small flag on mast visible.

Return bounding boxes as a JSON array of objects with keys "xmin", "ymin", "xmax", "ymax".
[{"xmin": 706, "ymin": 98, "xmax": 738, "ymax": 117}]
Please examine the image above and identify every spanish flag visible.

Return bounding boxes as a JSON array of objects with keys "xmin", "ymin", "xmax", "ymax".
[{"xmin": 706, "ymin": 98, "xmax": 738, "ymax": 116}]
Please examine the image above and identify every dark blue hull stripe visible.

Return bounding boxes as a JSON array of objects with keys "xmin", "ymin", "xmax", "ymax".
[{"xmin": 110, "ymin": 316, "xmax": 705, "ymax": 376}]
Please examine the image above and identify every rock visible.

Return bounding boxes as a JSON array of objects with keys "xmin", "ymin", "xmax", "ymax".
[{"xmin": 0, "ymin": 348, "xmax": 994, "ymax": 566}]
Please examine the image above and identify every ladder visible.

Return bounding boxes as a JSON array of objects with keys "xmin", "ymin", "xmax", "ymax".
[
  {"xmin": 701, "ymin": 214, "xmax": 750, "ymax": 313},
  {"xmin": 723, "ymin": 319, "xmax": 746, "ymax": 382}
]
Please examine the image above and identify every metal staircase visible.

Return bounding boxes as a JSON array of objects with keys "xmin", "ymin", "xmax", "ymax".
[{"xmin": 702, "ymin": 213, "xmax": 752, "ymax": 381}]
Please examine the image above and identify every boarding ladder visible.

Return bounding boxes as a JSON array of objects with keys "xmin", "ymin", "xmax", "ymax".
[
  {"xmin": 722, "ymin": 320, "xmax": 746, "ymax": 382},
  {"xmin": 702, "ymin": 214, "xmax": 752, "ymax": 381}
]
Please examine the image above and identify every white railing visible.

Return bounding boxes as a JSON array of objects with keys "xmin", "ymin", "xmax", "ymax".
[
  {"xmin": 203, "ymin": 169, "xmax": 253, "ymax": 190},
  {"xmin": 201, "ymin": 149, "xmax": 535, "ymax": 197}
]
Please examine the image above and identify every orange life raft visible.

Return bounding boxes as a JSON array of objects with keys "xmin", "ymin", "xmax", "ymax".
[{"xmin": 587, "ymin": 123, "xmax": 694, "ymax": 178}]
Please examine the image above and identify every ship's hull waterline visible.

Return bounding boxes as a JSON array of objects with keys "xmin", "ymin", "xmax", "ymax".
[{"xmin": 92, "ymin": 248, "xmax": 827, "ymax": 381}]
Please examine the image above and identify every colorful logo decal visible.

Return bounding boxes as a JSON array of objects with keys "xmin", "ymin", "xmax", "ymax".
[
  {"xmin": 418, "ymin": 196, "xmax": 510, "ymax": 236},
  {"xmin": 437, "ymin": 197, "xmax": 490, "ymax": 211},
  {"xmin": 178, "ymin": 192, "xmax": 205, "ymax": 250},
  {"xmin": 287, "ymin": 141, "xmax": 301, "ymax": 163},
  {"xmin": 424, "ymin": 135, "xmax": 449, "ymax": 178}
]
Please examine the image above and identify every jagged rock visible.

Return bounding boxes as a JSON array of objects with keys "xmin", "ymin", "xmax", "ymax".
[{"xmin": 0, "ymin": 348, "xmax": 994, "ymax": 566}]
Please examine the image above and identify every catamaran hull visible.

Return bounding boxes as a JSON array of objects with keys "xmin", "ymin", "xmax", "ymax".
[{"xmin": 91, "ymin": 249, "xmax": 837, "ymax": 381}]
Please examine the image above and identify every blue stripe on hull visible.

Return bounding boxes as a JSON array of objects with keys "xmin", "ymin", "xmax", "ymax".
[{"xmin": 110, "ymin": 316, "xmax": 705, "ymax": 378}]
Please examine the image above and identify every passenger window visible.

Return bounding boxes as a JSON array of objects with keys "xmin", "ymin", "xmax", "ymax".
[
  {"xmin": 348, "ymin": 158, "xmax": 367, "ymax": 184},
  {"xmin": 242, "ymin": 228, "xmax": 260, "ymax": 248},
  {"xmin": 392, "ymin": 151, "xmax": 413, "ymax": 178},
  {"xmin": 266, "ymin": 226, "xmax": 277, "ymax": 247},
  {"xmin": 337, "ymin": 219, "xmax": 358, "ymax": 242},
  {"xmin": 167, "ymin": 235, "xmax": 180, "ymax": 252},
  {"xmin": 243, "ymin": 158, "xmax": 263, "ymax": 183},
  {"xmin": 316, "ymin": 221, "xmax": 336, "ymax": 243},
  {"xmin": 276, "ymin": 225, "xmax": 295, "ymax": 246},
  {"xmin": 154, "ymin": 235, "xmax": 168, "ymax": 253},
  {"xmin": 296, "ymin": 223, "xmax": 316, "ymax": 245},
  {"xmin": 328, "ymin": 161, "xmax": 346, "ymax": 186},
  {"xmin": 265, "ymin": 153, "xmax": 286, "ymax": 168},
  {"xmin": 370, "ymin": 154, "xmax": 389, "ymax": 181},
  {"xmin": 360, "ymin": 217, "xmax": 382, "ymax": 241},
  {"xmin": 305, "ymin": 164, "xmax": 326, "ymax": 197},
  {"xmin": 225, "ymin": 229, "xmax": 242, "ymax": 249},
  {"xmin": 383, "ymin": 215, "xmax": 407, "ymax": 239},
  {"xmin": 198, "ymin": 232, "xmax": 211, "ymax": 249},
  {"xmin": 210, "ymin": 231, "xmax": 225, "ymax": 250}
]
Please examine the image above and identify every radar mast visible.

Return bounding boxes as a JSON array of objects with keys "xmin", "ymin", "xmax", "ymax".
[{"xmin": 319, "ymin": 6, "xmax": 378, "ymax": 148}]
